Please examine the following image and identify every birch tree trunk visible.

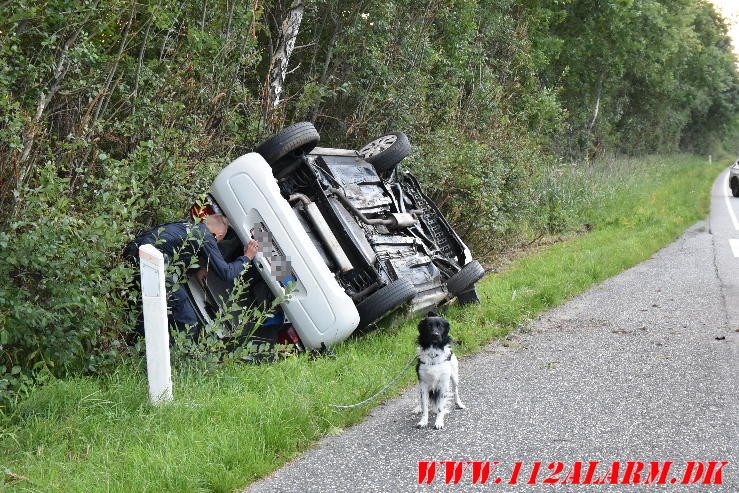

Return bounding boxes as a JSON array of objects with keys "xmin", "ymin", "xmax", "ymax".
[
  {"xmin": 585, "ymin": 81, "xmax": 603, "ymax": 164},
  {"xmin": 587, "ymin": 90, "xmax": 601, "ymax": 134},
  {"xmin": 266, "ymin": 0, "xmax": 304, "ymax": 123}
]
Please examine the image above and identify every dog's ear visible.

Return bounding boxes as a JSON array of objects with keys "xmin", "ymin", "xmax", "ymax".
[
  {"xmin": 417, "ymin": 317, "xmax": 428, "ymax": 333},
  {"xmin": 443, "ymin": 318, "xmax": 451, "ymax": 336}
]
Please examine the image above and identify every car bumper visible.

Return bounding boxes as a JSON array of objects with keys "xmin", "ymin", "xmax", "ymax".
[{"xmin": 211, "ymin": 153, "xmax": 360, "ymax": 349}]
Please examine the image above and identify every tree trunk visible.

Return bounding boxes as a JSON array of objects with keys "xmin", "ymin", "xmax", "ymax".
[
  {"xmin": 18, "ymin": 28, "xmax": 81, "ymax": 184},
  {"xmin": 266, "ymin": 0, "xmax": 305, "ymax": 123},
  {"xmin": 585, "ymin": 81, "xmax": 603, "ymax": 164},
  {"xmin": 587, "ymin": 89, "xmax": 601, "ymax": 134}
]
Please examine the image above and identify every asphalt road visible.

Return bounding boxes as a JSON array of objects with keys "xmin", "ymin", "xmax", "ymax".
[{"xmin": 246, "ymin": 168, "xmax": 738, "ymax": 492}]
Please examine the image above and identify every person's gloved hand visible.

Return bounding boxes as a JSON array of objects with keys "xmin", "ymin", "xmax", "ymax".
[
  {"xmin": 244, "ymin": 239, "xmax": 259, "ymax": 260},
  {"xmin": 195, "ymin": 267, "xmax": 208, "ymax": 286}
]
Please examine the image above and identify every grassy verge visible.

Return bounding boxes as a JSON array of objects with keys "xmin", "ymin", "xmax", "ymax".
[{"xmin": 1, "ymin": 155, "xmax": 722, "ymax": 492}]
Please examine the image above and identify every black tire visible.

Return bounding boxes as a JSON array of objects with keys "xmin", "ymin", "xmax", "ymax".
[
  {"xmin": 255, "ymin": 122, "xmax": 320, "ymax": 177},
  {"xmin": 356, "ymin": 279, "xmax": 416, "ymax": 329},
  {"xmin": 446, "ymin": 260, "xmax": 485, "ymax": 295},
  {"xmin": 456, "ymin": 286, "xmax": 480, "ymax": 305},
  {"xmin": 357, "ymin": 132, "xmax": 410, "ymax": 173},
  {"xmin": 732, "ymin": 182, "xmax": 739, "ymax": 197}
]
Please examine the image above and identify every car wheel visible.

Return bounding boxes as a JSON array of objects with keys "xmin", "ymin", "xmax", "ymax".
[
  {"xmin": 357, "ymin": 131, "xmax": 410, "ymax": 173},
  {"xmin": 356, "ymin": 279, "xmax": 416, "ymax": 329},
  {"xmin": 732, "ymin": 182, "xmax": 739, "ymax": 197},
  {"xmin": 255, "ymin": 121, "xmax": 320, "ymax": 178},
  {"xmin": 446, "ymin": 260, "xmax": 485, "ymax": 296}
]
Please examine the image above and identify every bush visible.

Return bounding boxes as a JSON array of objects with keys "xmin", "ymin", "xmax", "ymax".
[
  {"xmin": 403, "ymin": 126, "xmax": 550, "ymax": 256},
  {"xmin": 0, "ymin": 164, "xmax": 137, "ymax": 404}
]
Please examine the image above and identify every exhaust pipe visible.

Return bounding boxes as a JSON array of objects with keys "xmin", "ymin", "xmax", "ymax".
[{"xmin": 289, "ymin": 194, "xmax": 353, "ymax": 273}]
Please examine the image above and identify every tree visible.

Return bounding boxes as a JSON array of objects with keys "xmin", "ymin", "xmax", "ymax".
[{"xmin": 265, "ymin": 0, "xmax": 305, "ymax": 127}]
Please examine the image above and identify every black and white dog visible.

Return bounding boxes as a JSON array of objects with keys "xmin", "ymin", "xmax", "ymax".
[{"xmin": 415, "ymin": 314, "xmax": 465, "ymax": 429}]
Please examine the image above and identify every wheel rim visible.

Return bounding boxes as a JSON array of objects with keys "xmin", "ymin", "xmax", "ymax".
[{"xmin": 358, "ymin": 134, "xmax": 398, "ymax": 158}]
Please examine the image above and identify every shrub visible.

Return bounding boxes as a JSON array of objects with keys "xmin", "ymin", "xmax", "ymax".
[{"xmin": 0, "ymin": 164, "xmax": 137, "ymax": 404}]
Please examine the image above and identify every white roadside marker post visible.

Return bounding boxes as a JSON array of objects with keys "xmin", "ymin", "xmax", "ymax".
[{"xmin": 139, "ymin": 244, "xmax": 173, "ymax": 404}]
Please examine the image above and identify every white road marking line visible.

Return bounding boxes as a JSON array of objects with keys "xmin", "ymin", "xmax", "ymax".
[
  {"xmin": 729, "ymin": 239, "xmax": 739, "ymax": 258},
  {"xmin": 724, "ymin": 183, "xmax": 739, "ymax": 230}
]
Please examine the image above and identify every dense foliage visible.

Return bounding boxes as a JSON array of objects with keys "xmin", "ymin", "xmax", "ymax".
[{"xmin": 1, "ymin": 0, "xmax": 737, "ymax": 402}]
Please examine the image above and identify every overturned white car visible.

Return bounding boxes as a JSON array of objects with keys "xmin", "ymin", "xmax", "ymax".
[{"xmin": 186, "ymin": 122, "xmax": 485, "ymax": 350}]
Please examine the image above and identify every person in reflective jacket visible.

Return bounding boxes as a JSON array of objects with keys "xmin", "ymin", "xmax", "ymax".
[{"xmin": 124, "ymin": 214, "xmax": 258, "ymax": 338}]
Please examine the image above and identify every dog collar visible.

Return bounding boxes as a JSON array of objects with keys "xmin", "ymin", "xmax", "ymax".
[{"xmin": 419, "ymin": 350, "xmax": 453, "ymax": 365}]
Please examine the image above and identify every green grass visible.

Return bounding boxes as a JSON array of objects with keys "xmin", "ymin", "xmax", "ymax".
[{"xmin": 0, "ymin": 155, "xmax": 723, "ymax": 492}]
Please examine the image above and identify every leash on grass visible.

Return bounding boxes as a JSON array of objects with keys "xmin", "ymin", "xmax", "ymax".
[{"xmin": 331, "ymin": 355, "xmax": 419, "ymax": 409}]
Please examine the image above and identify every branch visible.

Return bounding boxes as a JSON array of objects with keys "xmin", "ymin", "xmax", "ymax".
[
  {"xmin": 285, "ymin": 62, "xmax": 302, "ymax": 76},
  {"xmin": 94, "ymin": 1, "xmax": 136, "ymax": 122}
]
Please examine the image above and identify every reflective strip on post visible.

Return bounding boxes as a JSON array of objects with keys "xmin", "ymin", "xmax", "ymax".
[{"xmin": 139, "ymin": 244, "xmax": 173, "ymax": 404}]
